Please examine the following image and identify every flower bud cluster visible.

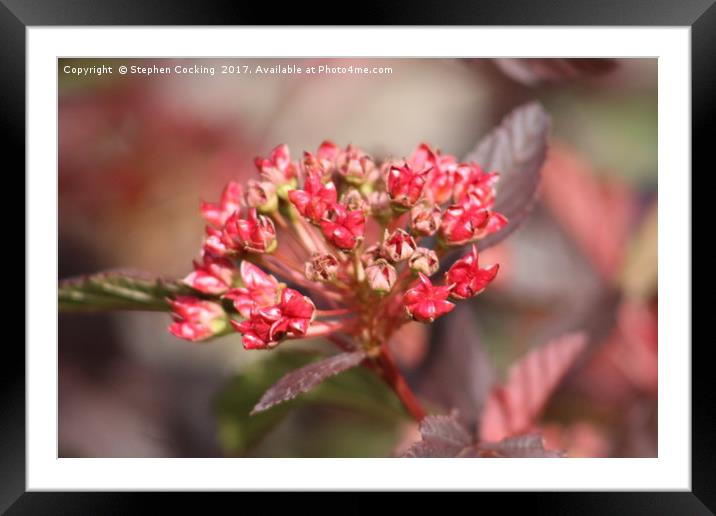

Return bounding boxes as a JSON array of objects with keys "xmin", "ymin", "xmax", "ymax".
[{"xmin": 169, "ymin": 142, "xmax": 504, "ymax": 350}]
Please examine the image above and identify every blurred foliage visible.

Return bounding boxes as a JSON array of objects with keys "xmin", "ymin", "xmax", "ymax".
[
  {"xmin": 546, "ymin": 94, "xmax": 657, "ymax": 184},
  {"xmin": 619, "ymin": 204, "xmax": 658, "ymax": 299},
  {"xmin": 214, "ymin": 349, "xmax": 407, "ymax": 457}
]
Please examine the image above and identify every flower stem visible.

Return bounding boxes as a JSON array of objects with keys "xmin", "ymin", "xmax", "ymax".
[
  {"xmin": 272, "ymin": 210, "xmax": 290, "ymax": 230},
  {"xmin": 316, "ymin": 308, "xmax": 352, "ymax": 317},
  {"xmin": 291, "ymin": 216, "xmax": 318, "ymax": 255},
  {"xmin": 304, "ymin": 319, "xmax": 358, "ymax": 338},
  {"xmin": 261, "ymin": 257, "xmax": 344, "ymax": 302},
  {"xmin": 353, "ymin": 252, "xmax": 365, "ymax": 283},
  {"xmin": 387, "ymin": 211, "xmax": 407, "ymax": 232},
  {"xmin": 375, "ymin": 345, "xmax": 426, "ymax": 422},
  {"xmin": 271, "ymin": 249, "xmax": 306, "ymax": 274}
]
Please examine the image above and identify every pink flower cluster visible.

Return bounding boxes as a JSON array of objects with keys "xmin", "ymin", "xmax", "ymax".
[{"xmin": 168, "ymin": 142, "xmax": 504, "ymax": 349}]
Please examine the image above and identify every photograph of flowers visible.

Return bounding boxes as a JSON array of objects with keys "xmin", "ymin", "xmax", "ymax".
[{"xmin": 58, "ymin": 57, "xmax": 657, "ymax": 459}]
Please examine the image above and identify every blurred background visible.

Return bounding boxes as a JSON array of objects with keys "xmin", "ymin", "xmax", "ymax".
[{"xmin": 58, "ymin": 58, "xmax": 657, "ymax": 458}]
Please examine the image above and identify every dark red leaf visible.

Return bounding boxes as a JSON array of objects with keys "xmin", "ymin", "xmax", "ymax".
[
  {"xmin": 420, "ymin": 414, "xmax": 472, "ymax": 446},
  {"xmin": 403, "ymin": 414, "xmax": 472, "ymax": 458},
  {"xmin": 463, "ymin": 101, "xmax": 551, "ymax": 250},
  {"xmin": 251, "ymin": 350, "xmax": 366, "ymax": 414},
  {"xmin": 494, "ymin": 58, "xmax": 618, "ymax": 86},
  {"xmin": 403, "ymin": 417, "xmax": 566, "ymax": 458},
  {"xmin": 419, "ymin": 304, "xmax": 495, "ymax": 429},
  {"xmin": 478, "ymin": 433, "xmax": 565, "ymax": 458},
  {"xmin": 479, "ymin": 332, "xmax": 587, "ymax": 442}
]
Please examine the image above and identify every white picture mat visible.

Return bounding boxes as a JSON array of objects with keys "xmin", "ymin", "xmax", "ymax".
[{"xmin": 27, "ymin": 27, "xmax": 689, "ymax": 490}]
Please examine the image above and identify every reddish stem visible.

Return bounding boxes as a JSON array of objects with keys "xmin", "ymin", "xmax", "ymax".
[
  {"xmin": 387, "ymin": 211, "xmax": 407, "ymax": 232},
  {"xmin": 326, "ymin": 334, "xmax": 357, "ymax": 352},
  {"xmin": 303, "ymin": 319, "xmax": 358, "ymax": 338},
  {"xmin": 269, "ymin": 249, "xmax": 305, "ymax": 273},
  {"xmin": 375, "ymin": 345, "xmax": 426, "ymax": 422},
  {"xmin": 316, "ymin": 308, "xmax": 352, "ymax": 317},
  {"xmin": 321, "ymin": 332, "xmax": 425, "ymax": 421},
  {"xmin": 261, "ymin": 257, "xmax": 344, "ymax": 302}
]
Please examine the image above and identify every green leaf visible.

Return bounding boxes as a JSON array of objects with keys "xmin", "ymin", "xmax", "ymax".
[
  {"xmin": 58, "ymin": 269, "xmax": 191, "ymax": 312},
  {"xmin": 214, "ymin": 349, "xmax": 407, "ymax": 457}
]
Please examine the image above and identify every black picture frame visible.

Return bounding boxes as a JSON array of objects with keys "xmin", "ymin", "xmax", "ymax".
[{"xmin": 7, "ymin": 1, "xmax": 706, "ymax": 512}]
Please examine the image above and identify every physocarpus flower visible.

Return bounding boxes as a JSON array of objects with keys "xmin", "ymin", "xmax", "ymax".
[{"xmin": 166, "ymin": 140, "xmax": 505, "ymax": 416}]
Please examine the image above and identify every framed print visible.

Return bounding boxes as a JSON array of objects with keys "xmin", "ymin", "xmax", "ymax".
[{"xmin": 7, "ymin": 0, "xmax": 707, "ymax": 512}]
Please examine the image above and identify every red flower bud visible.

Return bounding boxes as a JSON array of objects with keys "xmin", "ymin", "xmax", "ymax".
[
  {"xmin": 387, "ymin": 163, "xmax": 427, "ymax": 209},
  {"xmin": 483, "ymin": 210, "xmax": 508, "ymax": 237},
  {"xmin": 255, "ymin": 144, "xmax": 298, "ymax": 186},
  {"xmin": 318, "ymin": 140, "xmax": 340, "ymax": 162},
  {"xmin": 403, "ymin": 273, "xmax": 455, "ymax": 323},
  {"xmin": 301, "ymin": 140, "xmax": 341, "ymax": 179},
  {"xmin": 410, "ymin": 202, "xmax": 442, "ymax": 237},
  {"xmin": 445, "ymin": 245, "xmax": 499, "ymax": 299},
  {"xmin": 367, "ymin": 191, "xmax": 392, "ymax": 221},
  {"xmin": 408, "ymin": 247, "xmax": 440, "ymax": 276},
  {"xmin": 202, "ymin": 226, "xmax": 232, "ymax": 257},
  {"xmin": 382, "ymin": 228, "xmax": 417, "ymax": 262},
  {"xmin": 200, "ymin": 181, "xmax": 243, "ymax": 227},
  {"xmin": 340, "ymin": 188, "xmax": 368, "ymax": 214},
  {"xmin": 440, "ymin": 201, "xmax": 489, "ymax": 246},
  {"xmin": 440, "ymin": 192, "xmax": 506, "ymax": 246},
  {"xmin": 360, "ymin": 244, "xmax": 384, "ymax": 267},
  {"xmin": 223, "ymin": 208, "xmax": 277, "ymax": 253},
  {"xmin": 183, "ymin": 253, "xmax": 236, "ymax": 295},
  {"xmin": 336, "ymin": 144, "xmax": 375, "ymax": 184},
  {"xmin": 168, "ymin": 297, "xmax": 228, "ymax": 342},
  {"xmin": 279, "ymin": 288, "xmax": 316, "ymax": 335},
  {"xmin": 231, "ymin": 287, "xmax": 315, "ymax": 349},
  {"xmin": 305, "ymin": 253, "xmax": 340, "ymax": 282},
  {"xmin": 301, "ymin": 152, "xmax": 329, "ymax": 182},
  {"xmin": 320, "ymin": 204, "xmax": 366, "ymax": 251},
  {"xmin": 407, "ymin": 143, "xmax": 435, "ymax": 172},
  {"xmin": 409, "ymin": 143, "xmax": 457, "ymax": 204},
  {"xmin": 230, "ymin": 306, "xmax": 280, "ymax": 349},
  {"xmin": 223, "ymin": 261, "xmax": 281, "ymax": 317},
  {"xmin": 425, "ymin": 166, "xmax": 456, "ymax": 205},
  {"xmin": 452, "ymin": 163, "xmax": 499, "ymax": 206},
  {"xmin": 288, "ymin": 174, "xmax": 338, "ymax": 224},
  {"xmin": 246, "ymin": 179, "xmax": 278, "ymax": 213},
  {"xmin": 366, "ymin": 259, "xmax": 397, "ymax": 293}
]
